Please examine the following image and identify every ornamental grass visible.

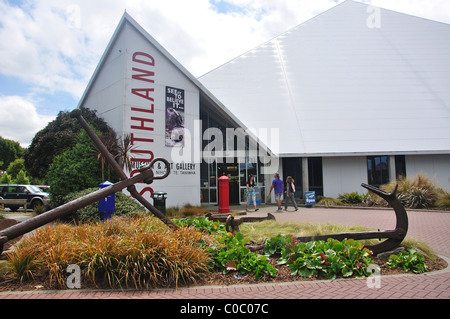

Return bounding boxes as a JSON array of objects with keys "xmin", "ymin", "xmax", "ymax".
[{"xmin": 6, "ymin": 215, "xmax": 214, "ymax": 289}]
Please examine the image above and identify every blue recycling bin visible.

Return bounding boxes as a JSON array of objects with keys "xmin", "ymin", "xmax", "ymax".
[{"xmin": 98, "ymin": 181, "xmax": 115, "ymax": 221}]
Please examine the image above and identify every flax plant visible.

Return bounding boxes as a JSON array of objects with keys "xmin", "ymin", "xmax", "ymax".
[{"xmin": 6, "ymin": 215, "xmax": 213, "ymax": 289}]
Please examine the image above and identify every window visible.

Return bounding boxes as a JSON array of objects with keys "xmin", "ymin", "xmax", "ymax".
[
  {"xmin": 308, "ymin": 157, "xmax": 323, "ymax": 196},
  {"xmin": 395, "ymin": 155, "xmax": 406, "ymax": 179},
  {"xmin": 367, "ymin": 156, "xmax": 389, "ymax": 187}
]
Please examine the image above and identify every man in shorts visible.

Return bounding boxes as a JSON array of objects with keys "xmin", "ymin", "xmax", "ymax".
[{"xmin": 268, "ymin": 173, "xmax": 284, "ymax": 211}]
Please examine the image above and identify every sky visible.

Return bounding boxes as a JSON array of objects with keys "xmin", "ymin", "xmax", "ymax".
[{"xmin": 1, "ymin": 0, "xmax": 449, "ymax": 148}]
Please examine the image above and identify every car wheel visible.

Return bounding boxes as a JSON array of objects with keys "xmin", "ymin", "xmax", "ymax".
[{"xmin": 31, "ymin": 200, "xmax": 43, "ymax": 210}]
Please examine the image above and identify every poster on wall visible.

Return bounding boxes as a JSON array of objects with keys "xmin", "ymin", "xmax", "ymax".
[{"xmin": 165, "ymin": 86, "xmax": 185, "ymax": 147}]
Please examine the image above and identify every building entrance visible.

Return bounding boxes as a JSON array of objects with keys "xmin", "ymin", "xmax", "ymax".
[{"xmin": 217, "ymin": 162, "xmax": 240, "ymax": 204}]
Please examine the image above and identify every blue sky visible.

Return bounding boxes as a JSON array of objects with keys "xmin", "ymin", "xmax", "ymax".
[{"xmin": 1, "ymin": 0, "xmax": 449, "ymax": 147}]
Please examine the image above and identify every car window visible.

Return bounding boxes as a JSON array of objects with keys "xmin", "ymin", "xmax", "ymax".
[{"xmin": 28, "ymin": 185, "xmax": 43, "ymax": 193}]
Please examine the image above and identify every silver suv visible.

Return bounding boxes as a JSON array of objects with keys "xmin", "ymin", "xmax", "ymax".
[{"xmin": 0, "ymin": 184, "xmax": 50, "ymax": 211}]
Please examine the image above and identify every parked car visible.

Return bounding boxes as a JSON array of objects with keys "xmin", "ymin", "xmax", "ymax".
[
  {"xmin": 0, "ymin": 184, "xmax": 50, "ymax": 211},
  {"xmin": 36, "ymin": 185, "xmax": 50, "ymax": 192}
]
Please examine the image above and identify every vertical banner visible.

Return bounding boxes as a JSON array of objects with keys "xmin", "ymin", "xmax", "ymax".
[{"xmin": 165, "ymin": 86, "xmax": 185, "ymax": 147}]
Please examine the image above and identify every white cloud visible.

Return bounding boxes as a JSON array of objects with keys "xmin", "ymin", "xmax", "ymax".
[
  {"xmin": 0, "ymin": 95, "xmax": 55, "ymax": 148},
  {"xmin": 0, "ymin": 0, "xmax": 449, "ymax": 146}
]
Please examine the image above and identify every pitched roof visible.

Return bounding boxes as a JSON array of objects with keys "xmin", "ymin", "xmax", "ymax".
[
  {"xmin": 77, "ymin": 12, "xmax": 261, "ymax": 149},
  {"xmin": 199, "ymin": 0, "xmax": 450, "ymax": 157}
]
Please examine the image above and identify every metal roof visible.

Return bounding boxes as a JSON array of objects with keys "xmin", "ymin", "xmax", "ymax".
[{"xmin": 199, "ymin": 0, "xmax": 450, "ymax": 157}]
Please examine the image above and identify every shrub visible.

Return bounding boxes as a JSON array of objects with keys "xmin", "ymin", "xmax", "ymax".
[
  {"xmin": 172, "ymin": 216, "xmax": 226, "ymax": 234},
  {"xmin": 208, "ymin": 232, "xmax": 277, "ymax": 279},
  {"xmin": 6, "ymin": 215, "xmax": 212, "ymax": 289},
  {"xmin": 397, "ymin": 187, "xmax": 435, "ymax": 209},
  {"xmin": 384, "ymin": 249, "xmax": 427, "ymax": 273},
  {"xmin": 45, "ymin": 131, "xmax": 102, "ymax": 203},
  {"xmin": 277, "ymin": 238, "xmax": 374, "ymax": 280},
  {"xmin": 380, "ymin": 173, "xmax": 440, "ymax": 208},
  {"xmin": 338, "ymin": 192, "xmax": 368, "ymax": 204},
  {"xmin": 57, "ymin": 187, "xmax": 144, "ymax": 222},
  {"xmin": 264, "ymin": 234, "xmax": 292, "ymax": 256}
]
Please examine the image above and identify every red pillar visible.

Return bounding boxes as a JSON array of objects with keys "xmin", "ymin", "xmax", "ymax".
[{"xmin": 218, "ymin": 173, "xmax": 230, "ymax": 213}]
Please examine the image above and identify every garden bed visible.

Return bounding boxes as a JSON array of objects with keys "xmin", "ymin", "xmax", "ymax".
[
  {"xmin": 0, "ymin": 251, "xmax": 447, "ymax": 292},
  {"xmin": 0, "ymin": 215, "xmax": 448, "ymax": 292}
]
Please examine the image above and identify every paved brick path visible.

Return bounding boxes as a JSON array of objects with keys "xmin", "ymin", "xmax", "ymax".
[{"xmin": 1, "ymin": 206, "xmax": 449, "ymax": 300}]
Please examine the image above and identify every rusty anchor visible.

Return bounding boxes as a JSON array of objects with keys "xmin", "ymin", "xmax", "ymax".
[
  {"xmin": 207, "ymin": 183, "xmax": 408, "ymax": 256},
  {"xmin": 0, "ymin": 109, "xmax": 176, "ymax": 255},
  {"xmin": 293, "ymin": 183, "xmax": 408, "ymax": 255}
]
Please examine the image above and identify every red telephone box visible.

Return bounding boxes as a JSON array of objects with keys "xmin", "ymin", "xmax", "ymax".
[{"xmin": 218, "ymin": 173, "xmax": 230, "ymax": 213}]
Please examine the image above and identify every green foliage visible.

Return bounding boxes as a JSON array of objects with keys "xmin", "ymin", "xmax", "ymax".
[
  {"xmin": 0, "ymin": 137, "xmax": 23, "ymax": 171},
  {"xmin": 6, "ymin": 158, "xmax": 26, "ymax": 180},
  {"xmin": 23, "ymin": 107, "xmax": 116, "ymax": 180},
  {"xmin": 384, "ymin": 249, "xmax": 427, "ymax": 274},
  {"xmin": 14, "ymin": 170, "xmax": 30, "ymax": 184},
  {"xmin": 45, "ymin": 130, "xmax": 102, "ymax": 203},
  {"xmin": 397, "ymin": 187, "xmax": 435, "ymax": 209},
  {"xmin": 172, "ymin": 216, "xmax": 226, "ymax": 233},
  {"xmin": 264, "ymin": 234, "xmax": 292, "ymax": 256},
  {"xmin": 57, "ymin": 187, "xmax": 144, "ymax": 222},
  {"xmin": 338, "ymin": 192, "xmax": 369, "ymax": 204},
  {"xmin": 174, "ymin": 217, "xmax": 277, "ymax": 278},
  {"xmin": 0, "ymin": 172, "xmax": 12, "ymax": 184},
  {"xmin": 276, "ymin": 238, "xmax": 374, "ymax": 280},
  {"xmin": 380, "ymin": 173, "xmax": 439, "ymax": 208},
  {"xmin": 208, "ymin": 232, "xmax": 277, "ymax": 279}
]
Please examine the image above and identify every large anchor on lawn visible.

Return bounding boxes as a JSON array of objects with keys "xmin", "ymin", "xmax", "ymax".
[
  {"xmin": 0, "ymin": 109, "xmax": 177, "ymax": 255},
  {"xmin": 212, "ymin": 183, "xmax": 409, "ymax": 256},
  {"xmin": 293, "ymin": 183, "xmax": 409, "ymax": 256}
]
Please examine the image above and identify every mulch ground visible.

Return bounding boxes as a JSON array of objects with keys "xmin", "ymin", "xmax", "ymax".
[{"xmin": 0, "ymin": 252, "xmax": 447, "ymax": 293}]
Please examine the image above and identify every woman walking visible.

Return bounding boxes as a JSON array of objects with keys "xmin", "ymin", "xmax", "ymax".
[
  {"xmin": 284, "ymin": 176, "xmax": 298, "ymax": 211},
  {"xmin": 246, "ymin": 175, "xmax": 259, "ymax": 212}
]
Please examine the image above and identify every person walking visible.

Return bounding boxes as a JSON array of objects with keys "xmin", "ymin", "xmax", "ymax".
[
  {"xmin": 246, "ymin": 175, "xmax": 259, "ymax": 212},
  {"xmin": 268, "ymin": 173, "xmax": 284, "ymax": 211},
  {"xmin": 284, "ymin": 176, "xmax": 298, "ymax": 211}
]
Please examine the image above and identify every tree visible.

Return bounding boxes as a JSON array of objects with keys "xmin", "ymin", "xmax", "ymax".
[
  {"xmin": 0, "ymin": 173, "xmax": 12, "ymax": 184},
  {"xmin": 23, "ymin": 107, "xmax": 117, "ymax": 180},
  {"xmin": 14, "ymin": 170, "xmax": 30, "ymax": 184},
  {"xmin": 6, "ymin": 158, "xmax": 26, "ymax": 180},
  {"xmin": 0, "ymin": 137, "xmax": 24, "ymax": 171},
  {"xmin": 45, "ymin": 130, "xmax": 102, "ymax": 204}
]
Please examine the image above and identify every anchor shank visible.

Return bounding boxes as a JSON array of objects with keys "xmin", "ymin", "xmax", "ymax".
[
  {"xmin": 0, "ymin": 168, "xmax": 154, "ymax": 243},
  {"xmin": 71, "ymin": 109, "xmax": 176, "ymax": 229}
]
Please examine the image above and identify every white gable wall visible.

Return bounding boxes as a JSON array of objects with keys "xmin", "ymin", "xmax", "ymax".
[{"xmin": 80, "ymin": 21, "xmax": 201, "ymax": 208}]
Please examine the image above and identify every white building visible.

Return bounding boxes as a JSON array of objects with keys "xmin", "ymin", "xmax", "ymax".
[
  {"xmin": 78, "ymin": 1, "xmax": 450, "ymax": 207},
  {"xmin": 199, "ymin": 0, "xmax": 450, "ymax": 198}
]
